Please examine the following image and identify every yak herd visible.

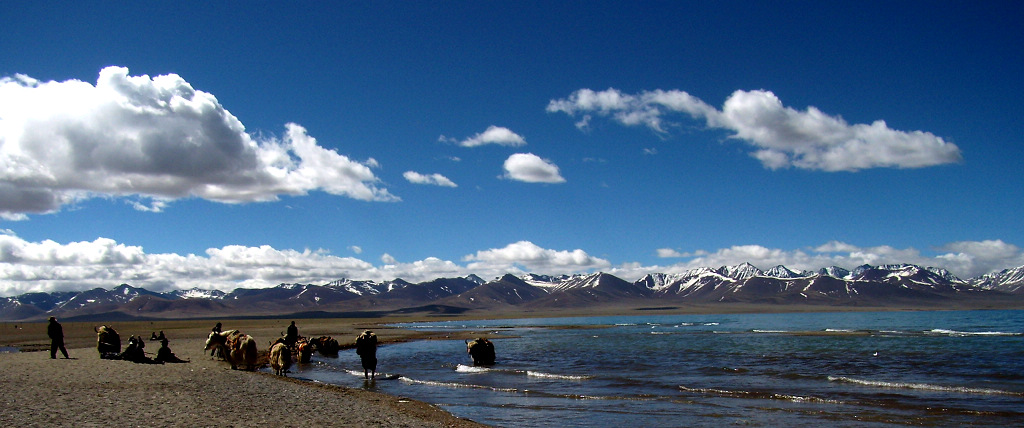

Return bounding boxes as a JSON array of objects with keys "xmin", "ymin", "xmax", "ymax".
[{"xmin": 93, "ymin": 323, "xmax": 496, "ymax": 376}]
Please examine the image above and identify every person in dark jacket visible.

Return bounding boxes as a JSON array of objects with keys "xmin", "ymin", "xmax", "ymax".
[
  {"xmin": 355, "ymin": 330, "xmax": 378, "ymax": 379},
  {"xmin": 285, "ymin": 321, "xmax": 299, "ymax": 347},
  {"xmin": 47, "ymin": 316, "xmax": 69, "ymax": 359},
  {"xmin": 155, "ymin": 338, "xmax": 188, "ymax": 363}
]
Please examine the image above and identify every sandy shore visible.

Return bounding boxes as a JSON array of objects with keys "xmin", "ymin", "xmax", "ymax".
[
  {"xmin": 0, "ymin": 319, "xmax": 485, "ymax": 427},
  {"xmin": 2, "ymin": 305, "xmax": 958, "ymax": 426}
]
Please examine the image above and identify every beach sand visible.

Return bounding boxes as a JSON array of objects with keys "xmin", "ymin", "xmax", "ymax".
[{"xmin": 0, "ymin": 318, "xmax": 485, "ymax": 427}]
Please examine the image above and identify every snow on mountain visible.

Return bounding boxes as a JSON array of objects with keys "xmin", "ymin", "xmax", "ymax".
[
  {"xmin": 521, "ymin": 273, "xmax": 575, "ymax": 289},
  {"xmin": 971, "ymin": 266, "xmax": 1024, "ymax": 293},
  {"xmin": 326, "ymin": 278, "xmax": 387, "ymax": 295},
  {"xmin": 819, "ymin": 266, "xmax": 852, "ymax": 279},
  {"xmin": 720, "ymin": 263, "xmax": 762, "ymax": 280},
  {"xmin": 171, "ymin": 288, "xmax": 226, "ymax": 300},
  {"xmin": 2, "ymin": 263, "xmax": 1023, "ymax": 321},
  {"xmin": 639, "ymin": 267, "xmax": 733, "ymax": 297},
  {"xmin": 763, "ymin": 265, "xmax": 810, "ymax": 279}
]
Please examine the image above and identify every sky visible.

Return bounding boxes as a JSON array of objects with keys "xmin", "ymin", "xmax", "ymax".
[{"xmin": 1, "ymin": 1, "xmax": 1023, "ymax": 297}]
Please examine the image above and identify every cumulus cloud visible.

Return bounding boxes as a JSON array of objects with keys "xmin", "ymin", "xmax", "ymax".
[
  {"xmin": 502, "ymin": 153, "xmax": 566, "ymax": 183},
  {"xmin": 403, "ymin": 171, "xmax": 457, "ymax": 187},
  {"xmin": 0, "ymin": 235, "xmax": 611, "ymax": 296},
  {"xmin": 0, "ymin": 234, "xmax": 1021, "ymax": 297},
  {"xmin": 548, "ymin": 88, "xmax": 962, "ymax": 172},
  {"xmin": 0, "ymin": 66, "xmax": 396, "ymax": 219},
  {"xmin": 463, "ymin": 241, "xmax": 611, "ymax": 275},
  {"xmin": 448, "ymin": 125, "xmax": 527, "ymax": 147}
]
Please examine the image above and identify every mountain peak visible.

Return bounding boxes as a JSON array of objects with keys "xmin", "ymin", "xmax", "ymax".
[{"xmin": 720, "ymin": 263, "xmax": 762, "ymax": 280}]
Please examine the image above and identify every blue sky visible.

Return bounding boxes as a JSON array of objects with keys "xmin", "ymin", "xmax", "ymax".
[{"xmin": 2, "ymin": 1, "xmax": 1023, "ymax": 296}]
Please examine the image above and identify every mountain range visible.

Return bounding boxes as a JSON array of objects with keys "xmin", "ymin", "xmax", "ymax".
[{"xmin": 3, "ymin": 263, "xmax": 1023, "ymax": 322}]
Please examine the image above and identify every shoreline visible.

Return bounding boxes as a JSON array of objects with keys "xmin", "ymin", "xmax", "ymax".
[
  {"xmin": 3, "ymin": 306, "xmax": 1019, "ymax": 426},
  {"xmin": 0, "ymin": 318, "xmax": 489, "ymax": 427}
]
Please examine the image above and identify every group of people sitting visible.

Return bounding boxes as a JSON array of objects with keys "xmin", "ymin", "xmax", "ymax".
[{"xmin": 95, "ymin": 325, "xmax": 188, "ymax": 364}]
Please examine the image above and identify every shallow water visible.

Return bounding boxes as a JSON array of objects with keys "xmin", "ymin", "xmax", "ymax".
[{"xmin": 286, "ymin": 310, "xmax": 1024, "ymax": 427}]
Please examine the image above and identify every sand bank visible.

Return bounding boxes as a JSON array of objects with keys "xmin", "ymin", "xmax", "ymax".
[{"xmin": 0, "ymin": 319, "xmax": 484, "ymax": 427}]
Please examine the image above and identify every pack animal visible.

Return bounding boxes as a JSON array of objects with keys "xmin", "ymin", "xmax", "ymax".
[
  {"xmin": 269, "ymin": 342, "xmax": 291, "ymax": 376},
  {"xmin": 294, "ymin": 337, "xmax": 314, "ymax": 364},
  {"xmin": 314, "ymin": 336, "xmax": 340, "ymax": 357},
  {"xmin": 467, "ymin": 338, "xmax": 496, "ymax": 366},
  {"xmin": 205, "ymin": 330, "xmax": 258, "ymax": 370},
  {"xmin": 95, "ymin": 325, "xmax": 121, "ymax": 359}
]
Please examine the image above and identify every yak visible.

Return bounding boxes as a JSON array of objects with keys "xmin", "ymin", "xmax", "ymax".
[
  {"xmin": 269, "ymin": 342, "xmax": 291, "ymax": 376},
  {"xmin": 205, "ymin": 330, "xmax": 258, "ymax": 370}
]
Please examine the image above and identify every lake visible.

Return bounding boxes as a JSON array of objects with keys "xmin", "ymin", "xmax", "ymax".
[{"xmin": 286, "ymin": 310, "xmax": 1024, "ymax": 427}]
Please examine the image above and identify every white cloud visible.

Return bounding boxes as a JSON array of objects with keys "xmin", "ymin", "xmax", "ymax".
[
  {"xmin": 453, "ymin": 125, "xmax": 527, "ymax": 147},
  {"xmin": 934, "ymin": 240, "xmax": 1023, "ymax": 278},
  {"xmin": 657, "ymin": 248, "xmax": 685, "ymax": 258},
  {"xmin": 0, "ymin": 234, "xmax": 1021, "ymax": 297},
  {"xmin": 0, "ymin": 235, "xmax": 611, "ymax": 296},
  {"xmin": 463, "ymin": 240, "xmax": 611, "ymax": 275},
  {"xmin": 502, "ymin": 153, "xmax": 566, "ymax": 183},
  {"xmin": 656, "ymin": 248, "xmax": 708, "ymax": 258},
  {"xmin": 549, "ymin": 88, "xmax": 963, "ymax": 171},
  {"xmin": 403, "ymin": 171, "xmax": 457, "ymax": 187},
  {"xmin": 348, "ymin": 246, "xmax": 363, "ymax": 254},
  {"xmin": 0, "ymin": 66, "xmax": 396, "ymax": 219}
]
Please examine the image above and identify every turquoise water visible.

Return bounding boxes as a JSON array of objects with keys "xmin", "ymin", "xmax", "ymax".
[{"xmin": 286, "ymin": 310, "xmax": 1024, "ymax": 427}]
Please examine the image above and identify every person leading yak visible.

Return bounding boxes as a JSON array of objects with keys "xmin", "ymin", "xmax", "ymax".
[
  {"xmin": 285, "ymin": 321, "xmax": 299, "ymax": 347},
  {"xmin": 355, "ymin": 330, "xmax": 378, "ymax": 379}
]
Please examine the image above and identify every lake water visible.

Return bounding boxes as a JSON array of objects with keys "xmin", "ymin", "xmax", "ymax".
[{"xmin": 285, "ymin": 310, "xmax": 1024, "ymax": 427}]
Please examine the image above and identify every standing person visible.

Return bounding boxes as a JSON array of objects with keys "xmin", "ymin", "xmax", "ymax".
[
  {"xmin": 210, "ymin": 322, "xmax": 223, "ymax": 357},
  {"xmin": 47, "ymin": 316, "xmax": 69, "ymax": 359},
  {"xmin": 285, "ymin": 321, "xmax": 299, "ymax": 347},
  {"xmin": 355, "ymin": 330, "xmax": 378, "ymax": 379}
]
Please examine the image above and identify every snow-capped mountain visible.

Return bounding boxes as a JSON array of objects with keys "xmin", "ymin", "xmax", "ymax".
[
  {"xmin": 170, "ymin": 288, "xmax": 227, "ymax": 300},
  {"xmin": 764, "ymin": 265, "xmax": 811, "ymax": 279},
  {"xmin": 970, "ymin": 266, "xmax": 1024, "ymax": 293},
  {"xmin": 2, "ymin": 264, "xmax": 1023, "ymax": 321},
  {"xmin": 720, "ymin": 262, "xmax": 763, "ymax": 280}
]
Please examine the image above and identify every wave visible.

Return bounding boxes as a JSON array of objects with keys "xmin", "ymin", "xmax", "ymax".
[
  {"xmin": 741, "ymin": 328, "xmax": 1022, "ymax": 338},
  {"xmin": 526, "ymin": 370, "xmax": 593, "ymax": 380},
  {"xmin": 678, "ymin": 385, "xmax": 842, "ymax": 404},
  {"xmin": 404, "ymin": 374, "xmax": 656, "ymax": 401},
  {"xmin": 828, "ymin": 376, "xmax": 1024, "ymax": 396},
  {"xmin": 455, "ymin": 364, "xmax": 593, "ymax": 380},
  {"xmin": 455, "ymin": 364, "xmax": 491, "ymax": 373},
  {"xmin": 400, "ymin": 376, "xmax": 520, "ymax": 393},
  {"xmin": 926, "ymin": 329, "xmax": 1022, "ymax": 337}
]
